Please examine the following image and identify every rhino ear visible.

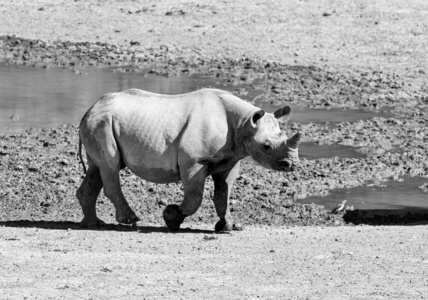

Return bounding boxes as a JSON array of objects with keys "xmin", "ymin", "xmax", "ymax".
[
  {"xmin": 274, "ymin": 106, "xmax": 291, "ymax": 124},
  {"xmin": 250, "ymin": 110, "xmax": 265, "ymax": 128}
]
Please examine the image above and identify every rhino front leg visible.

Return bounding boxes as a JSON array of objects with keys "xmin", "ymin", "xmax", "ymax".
[
  {"xmin": 163, "ymin": 164, "xmax": 207, "ymax": 231},
  {"xmin": 212, "ymin": 162, "xmax": 241, "ymax": 232}
]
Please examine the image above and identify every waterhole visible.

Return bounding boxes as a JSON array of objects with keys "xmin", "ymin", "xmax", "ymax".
[
  {"xmin": 299, "ymin": 142, "xmax": 366, "ymax": 160},
  {"xmin": 0, "ymin": 63, "xmax": 387, "ymax": 129},
  {"xmin": 300, "ymin": 176, "xmax": 428, "ymax": 210}
]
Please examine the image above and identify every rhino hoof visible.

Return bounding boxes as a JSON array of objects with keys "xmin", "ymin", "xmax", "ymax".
[
  {"xmin": 116, "ymin": 214, "xmax": 140, "ymax": 225},
  {"xmin": 215, "ymin": 220, "xmax": 244, "ymax": 232},
  {"xmin": 163, "ymin": 204, "xmax": 185, "ymax": 232},
  {"xmin": 215, "ymin": 219, "xmax": 233, "ymax": 232},
  {"xmin": 80, "ymin": 217, "xmax": 106, "ymax": 228}
]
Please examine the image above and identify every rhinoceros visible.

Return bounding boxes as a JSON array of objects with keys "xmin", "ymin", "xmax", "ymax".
[{"xmin": 76, "ymin": 88, "xmax": 301, "ymax": 231}]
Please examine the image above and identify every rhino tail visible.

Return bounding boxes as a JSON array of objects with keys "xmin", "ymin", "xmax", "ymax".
[{"xmin": 78, "ymin": 136, "xmax": 87, "ymax": 174}]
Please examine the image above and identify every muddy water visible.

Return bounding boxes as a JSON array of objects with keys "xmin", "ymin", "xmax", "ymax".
[
  {"xmin": 1, "ymin": 63, "xmax": 425, "ymax": 210},
  {"xmin": 0, "ymin": 63, "xmax": 229, "ymax": 129},
  {"xmin": 0, "ymin": 63, "xmax": 385, "ymax": 129},
  {"xmin": 299, "ymin": 143, "xmax": 366, "ymax": 160},
  {"xmin": 300, "ymin": 176, "xmax": 428, "ymax": 210}
]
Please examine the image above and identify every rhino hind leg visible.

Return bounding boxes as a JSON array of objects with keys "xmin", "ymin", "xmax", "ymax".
[
  {"xmin": 212, "ymin": 162, "xmax": 242, "ymax": 232},
  {"xmin": 82, "ymin": 121, "xmax": 140, "ymax": 225},
  {"xmin": 76, "ymin": 158, "xmax": 105, "ymax": 227},
  {"xmin": 99, "ymin": 166, "xmax": 140, "ymax": 225}
]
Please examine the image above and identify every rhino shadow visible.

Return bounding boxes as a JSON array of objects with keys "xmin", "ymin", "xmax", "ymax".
[{"xmin": 0, "ymin": 220, "xmax": 216, "ymax": 234}]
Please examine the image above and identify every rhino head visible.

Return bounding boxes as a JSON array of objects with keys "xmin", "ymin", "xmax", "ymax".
[{"xmin": 242, "ymin": 106, "xmax": 301, "ymax": 172}]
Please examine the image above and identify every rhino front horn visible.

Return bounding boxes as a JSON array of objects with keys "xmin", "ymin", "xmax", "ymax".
[{"xmin": 286, "ymin": 132, "xmax": 301, "ymax": 149}]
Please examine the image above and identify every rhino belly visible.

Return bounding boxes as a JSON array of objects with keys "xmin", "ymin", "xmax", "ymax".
[
  {"xmin": 118, "ymin": 143, "xmax": 181, "ymax": 184},
  {"xmin": 127, "ymin": 164, "xmax": 181, "ymax": 184},
  {"xmin": 113, "ymin": 109, "xmax": 185, "ymax": 183}
]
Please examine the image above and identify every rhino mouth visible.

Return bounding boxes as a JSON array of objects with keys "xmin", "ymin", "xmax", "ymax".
[
  {"xmin": 274, "ymin": 158, "xmax": 300, "ymax": 172},
  {"xmin": 253, "ymin": 158, "xmax": 298, "ymax": 172},
  {"xmin": 278, "ymin": 159, "xmax": 296, "ymax": 172}
]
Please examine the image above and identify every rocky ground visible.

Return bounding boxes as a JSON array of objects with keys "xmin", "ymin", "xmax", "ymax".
[{"xmin": 1, "ymin": 0, "xmax": 428, "ymax": 299}]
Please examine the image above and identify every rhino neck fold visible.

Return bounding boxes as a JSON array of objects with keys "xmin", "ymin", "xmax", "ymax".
[
  {"xmin": 213, "ymin": 91, "xmax": 262, "ymax": 160},
  {"xmin": 226, "ymin": 113, "xmax": 258, "ymax": 161}
]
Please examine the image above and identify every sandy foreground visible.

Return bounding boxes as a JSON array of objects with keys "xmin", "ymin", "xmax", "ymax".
[
  {"xmin": 1, "ymin": 225, "xmax": 427, "ymax": 300},
  {"xmin": 0, "ymin": 0, "xmax": 428, "ymax": 299}
]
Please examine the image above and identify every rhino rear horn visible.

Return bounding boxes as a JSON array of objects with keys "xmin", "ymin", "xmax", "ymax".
[
  {"xmin": 274, "ymin": 106, "xmax": 291, "ymax": 124},
  {"xmin": 286, "ymin": 132, "xmax": 301, "ymax": 149}
]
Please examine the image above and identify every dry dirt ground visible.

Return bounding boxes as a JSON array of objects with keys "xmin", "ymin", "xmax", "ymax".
[
  {"xmin": 1, "ymin": 224, "xmax": 428, "ymax": 299},
  {"xmin": 1, "ymin": 0, "xmax": 428, "ymax": 299}
]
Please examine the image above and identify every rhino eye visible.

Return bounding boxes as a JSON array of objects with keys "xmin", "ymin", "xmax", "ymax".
[{"xmin": 263, "ymin": 141, "xmax": 272, "ymax": 150}]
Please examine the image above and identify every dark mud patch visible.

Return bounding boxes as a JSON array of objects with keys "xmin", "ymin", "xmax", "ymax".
[
  {"xmin": 1, "ymin": 124, "xmax": 427, "ymax": 227},
  {"xmin": 0, "ymin": 124, "xmax": 341, "ymax": 227}
]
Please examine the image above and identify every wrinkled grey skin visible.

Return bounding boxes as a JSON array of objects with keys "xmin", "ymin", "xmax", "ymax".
[{"xmin": 76, "ymin": 88, "xmax": 301, "ymax": 231}]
